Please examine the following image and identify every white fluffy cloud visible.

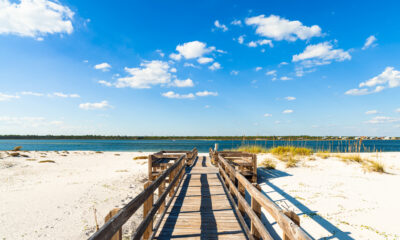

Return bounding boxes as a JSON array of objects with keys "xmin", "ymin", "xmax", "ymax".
[
  {"xmin": 94, "ymin": 62, "xmax": 111, "ymax": 72},
  {"xmin": 52, "ymin": 92, "xmax": 79, "ymax": 98},
  {"xmin": 20, "ymin": 91, "xmax": 44, "ymax": 96},
  {"xmin": 255, "ymin": 67, "xmax": 262, "ymax": 71},
  {"xmin": 214, "ymin": 20, "xmax": 228, "ymax": 32},
  {"xmin": 245, "ymin": 15, "xmax": 321, "ymax": 41},
  {"xmin": 170, "ymin": 79, "xmax": 194, "ymax": 87},
  {"xmin": 231, "ymin": 19, "xmax": 242, "ymax": 26},
  {"xmin": 247, "ymin": 39, "xmax": 273, "ymax": 48},
  {"xmin": 196, "ymin": 91, "xmax": 218, "ymax": 97},
  {"xmin": 237, "ymin": 35, "xmax": 245, "ymax": 44},
  {"xmin": 209, "ymin": 62, "xmax": 221, "ymax": 71},
  {"xmin": 98, "ymin": 80, "xmax": 113, "ymax": 87},
  {"xmin": 266, "ymin": 70, "xmax": 276, "ymax": 76},
  {"xmin": 362, "ymin": 35, "xmax": 377, "ymax": 50},
  {"xmin": 282, "ymin": 109, "xmax": 293, "ymax": 114},
  {"xmin": 170, "ymin": 41, "xmax": 216, "ymax": 60},
  {"xmin": 0, "ymin": 93, "xmax": 20, "ymax": 101},
  {"xmin": 162, "ymin": 91, "xmax": 195, "ymax": 99},
  {"xmin": 0, "ymin": 0, "xmax": 74, "ymax": 38},
  {"xmin": 264, "ymin": 113, "xmax": 272, "ymax": 117},
  {"xmin": 115, "ymin": 60, "xmax": 192, "ymax": 89},
  {"xmin": 197, "ymin": 57, "xmax": 214, "ymax": 64},
  {"xmin": 285, "ymin": 96, "xmax": 296, "ymax": 101},
  {"xmin": 79, "ymin": 100, "xmax": 111, "ymax": 110},
  {"xmin": 396, "ymin": 108, "xmax": 400, "ymax": 113},
  {"xmin": 280, "ymin": 76, "xmax": 292, "ymax": 81},
  {"xmin": 365, "ymin": 110, "xmax": 378, "ymax": 115},
  {"xmin": 292, "ymin": 42, "xmax": 351, "ymax": 67},
  {"xmin": 230, "ymin": 70, "xmax": 239, "ymax": 76},
  {"xmin": 346, "ymin": 67, "xmax": 400, "ymax": 95},
  {"xmin": 366, "ymin": 116, "xmax": 399, "ymax": 124}
]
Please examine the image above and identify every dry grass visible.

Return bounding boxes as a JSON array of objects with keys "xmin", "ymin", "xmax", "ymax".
[
  {"xmin": 95, "ymin": 151, "xmax": 103, "ymax": 154},
  {"xmin": 315, "ymin": 151, "xmax": 331, "ymax": 159},
  {"xmin": 8, "ymin": 152, "xmax": 20, "ymax": 157},
  {"xmin": 114, "ymin": 154, "xmax": 121, "ymax": 156},
  {"xmin": 26, "ymin": 159, "xmax": 37, "ymax": 161},
  {"xmin": 365, "ymin": 160, "xmax": 385, "ymax": 173},
  {"xmin": 39, "ymin": 160, "xmax": 56, "ymax": 163},
  {"xmin": 134, "ymin": 156, "xmax": 148, "ymax": 160},
  {"xmin": 235, "ymin": 145, "xmax": 268, "ymax": 154},
  {"xmin": 13, "ymin": 146, "xmax": 22, "ymax": 151},
  {"xmin": 260, "ymin": 158, "xmax": 276, "ymax": 169},
  {"xmin": 270, "ymin": 146, "xmax": 313, "ymax": 156},
  {"xmin": 285, "ymin": 157, "xmax": 299, "ymax": 168},
  {"xmin": 339, "ymin": 154, "xmax": 364, "ymax": 163}
]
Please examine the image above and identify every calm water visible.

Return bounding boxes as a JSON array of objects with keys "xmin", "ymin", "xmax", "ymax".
[{"xmin": 0, "ymin": 139, "xmax": 400, "ymax": 152}]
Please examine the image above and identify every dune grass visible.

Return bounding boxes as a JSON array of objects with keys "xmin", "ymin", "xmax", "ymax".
[
  {"xmin": 339, "ymin": 154, "xmax": 364, "ymax": 163},
  {"xmin": 234, "ymin": 145, "xmax": 268, "ymax": 154},
  {"xmin": 285, "ymin": 156, "xmax": 299, "ymax": 168},
  {"xmin": 364, "ymin": 159, "xmax": 385, "ymax": 173},
  {"xmin": 13, "ymin": 146, "xmax": 22, "ymax": 151},
  {"xmin": 269, "ymin": 146, "xmax": 313, "ymax": 156},
  {"xmin": 39, "ymin": 160, "xmax": 56, "ymax": 163},
  {"xmin": 134, "ymin": 155, "xmax": 148, "ymax": 160},
  {"xmin": 315, "ymin": 150, "xmax": 331, "ymax": 159},
  {"xmin": 260, "ymin": 158, "xmax": 276, "ymax": 169}
]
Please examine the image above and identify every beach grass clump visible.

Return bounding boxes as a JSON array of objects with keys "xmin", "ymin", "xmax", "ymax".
[
  {"xmin": 39, "ymin": 160, "xmax": 56, "ymax": 163},
  {"xmin": 365, "ymin": 160, "xmax": 385, "ymax": 173},
  {"xmin": 234, "ymin": 145, "xmax": 268, "ymax": 154},
  {"xmin": 134, "ymin": 156, "xmax": 148, "ymax": 160},
  {"xmin": 8, "ymin": 152, "xmax": 20, "ymax": 157},
  {"xmin": 340, "ymin": 154, "xmax": 364, "ymax": 163},
  {"xmin": 26, "ymin": 159, "xmax": 36, "ymax": 161},
  {"xmin": 13, "ymin": 146, "xmax": 23, "ymax": 151},
  {"xmin": 260, "ymin": 158, "xmax": 276, "ymax": 169},
  {"xmin": 285, "ymin": 156, "xmax": 299, "ymax": 168},
  {"xmin": 95, "ymin": 151, "xmax": 103, "ymax": 154},
  {"xmin": 269, "ymin": 146, "xmax": 313, "ymax": 156},
  {"xmin": 315, "ymin": 150, "xmax": 331, "ymax": 159}
]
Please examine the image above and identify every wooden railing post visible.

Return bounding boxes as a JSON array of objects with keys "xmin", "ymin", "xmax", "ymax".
[
  {"xmin": 237, "ymin": 181, "xmax": 246, "ymax": 216},
  {"xmin": 148, "ymin": 155, "xmax": 153, "ymax": 181},
  {"xmin": 251, "ymin": 183, "xmax": 262, "ymax": 239},
  {"xmin": 283, "ymin": 211, "xmax": 300, "ymax": 240},
  {"xmin": 158, "ymin": 180, "xmax": 165, "ymax": 214},
  {"xmin": 143, "ymin": 181, "xmax": 153, "ymax": 240},
  {"xmin": 252, "ymin": 154, "xmax": 257, "ymax": 183},
  {"xmin": 169, "ymin": 167, "xmax": 175, "ymax": 197},
  {"xmin": 104, "ymin": 208, "xmax": 122, "ymax": 240}
]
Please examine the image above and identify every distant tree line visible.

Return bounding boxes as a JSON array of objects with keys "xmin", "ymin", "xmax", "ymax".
[{"xmin": 0, "ymin": 135, "xmax": 382, "ymax": 140}]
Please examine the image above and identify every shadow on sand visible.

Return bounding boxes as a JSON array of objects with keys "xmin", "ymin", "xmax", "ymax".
[{"xmin": 257, "ymin": 168, "xmax": 355, "ymax": 240}]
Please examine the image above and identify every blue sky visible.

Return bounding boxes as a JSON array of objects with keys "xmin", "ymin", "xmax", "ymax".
[{"xmin": 1, "ymin": 0, "xmax": 400, "ymax": 136}]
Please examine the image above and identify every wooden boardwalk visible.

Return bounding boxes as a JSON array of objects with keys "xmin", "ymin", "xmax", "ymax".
[{"xmin": 154, "ymin": 156, "xmax": 248, "ymax": 240}]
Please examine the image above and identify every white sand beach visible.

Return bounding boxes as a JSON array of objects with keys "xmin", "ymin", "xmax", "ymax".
[{"xmin": 1, "ymin": 151, "xmax": 399, "ymax": 239}]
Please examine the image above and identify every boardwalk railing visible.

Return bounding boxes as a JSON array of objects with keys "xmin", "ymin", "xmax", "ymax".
[
  {"xmin": 88, "ymin": 153, "xmax": 187, "ymax": 240},
  {"xmin": 149, "ymin": 148, "xmax": 198, "ymax": 180},
  {"xmin": 210, "ymin": 149, "xmax": 257, "ymax": 183},
  {"xmin": 216, "ymin": 153, "xmax": 312, "ymax": 240}
]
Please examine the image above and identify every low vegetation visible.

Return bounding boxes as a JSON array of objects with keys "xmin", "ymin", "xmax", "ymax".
[
  {"xmin": 285, "ymin": 156, "xmax": 299, "ymax": 168},
  {"xmin": 39, "ymin": 160, "xmax": 56, "ymax": 163},
  {"xmin": 269, "ymin": 146, "xmax": 313, "ymax": 156},
  {"xmin": 134, "ymin": 155, "xmax": 148, "ymax": 160},
  {"xmin": 13, "ymin": 146, "xmax": 23, "ymax": 151},
  {"xmin": 8, "ymin": 152, "xmax": 20, "ymax": 157},
  {"xmin": 234, "ymin": 145, "xmax": 268, "ymax": 154},
  {"xmin": 260, "ymin": 158, "xmax": 276, "ymax": 169},
  {"xmin": 315, "ymin": 150, "xmax": 331, "ymax": 159},
  {"xmin": 365, "ymin": 160, "xmax": 385, "ymax": 173}
]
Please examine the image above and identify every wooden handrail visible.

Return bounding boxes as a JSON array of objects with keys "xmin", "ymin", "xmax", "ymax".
[
  {"xmin": 131, "ymin": 157, "xmax": 186, "ymax": 240},
  {"xmin": 88, "ymin": 154, "xmax": 186, "ymax": 240},
  {"xmin": 217, "ymin": 154, "xmax": 312, "ymax": 240}
]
